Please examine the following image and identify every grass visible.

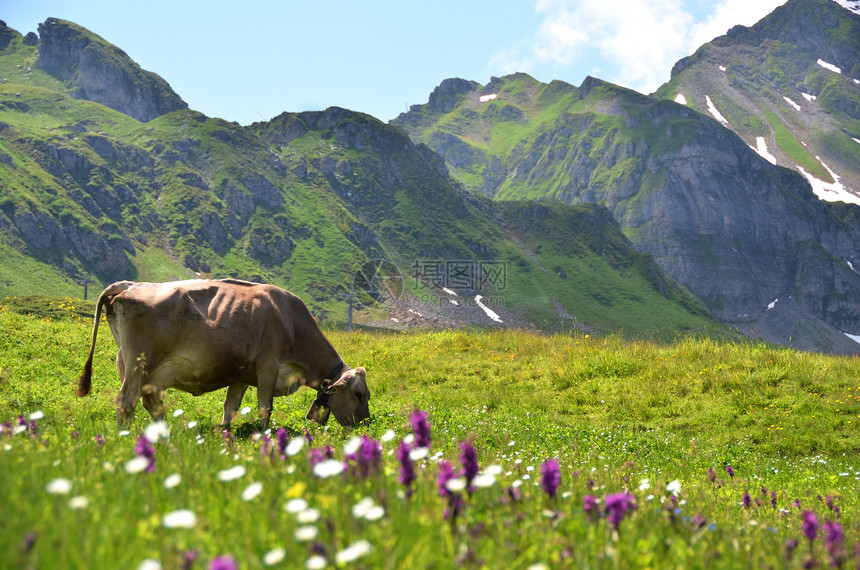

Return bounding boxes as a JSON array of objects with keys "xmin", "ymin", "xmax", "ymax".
[{"xmin": 2, "ymin": 299, "xmax": 860, "ymax": 568}]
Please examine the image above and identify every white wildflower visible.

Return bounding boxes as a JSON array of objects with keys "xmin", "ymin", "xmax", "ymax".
[
  {"xmin": 241, "ymin": 482, "xmax": 263, "ymax": 501},
  {"xmin": 217, "ymin": 465, "xmax": 246, "ymax": 481},
  {"xmin": 163, "ymin": 473, "xmax": 182, "ymax": 489},
  {"xmin": 162, "ymin": 509, "xmax": 197, "ymax": 529},
  {"xmin": 295, "ymin": 525, "xmax": 318, "ymax": 541},
  {"xmin": 305, "ymin": 555, "xmax": 326, "ymax": 570},
  {"xmin": 69, "ymin": 495, "xmax": 89, "ymax": 510},
  {"xmin": 312, "ymin": 459, "xmax": 345, "ymax": 478},
  {"xmin": 335, "ymin": 539, "xmax": 372, "ymax": 564},
  {"xmin": 46, "ymin": 477, "xmax": 72, "ymax": 495},
  {"xmin": 263, "ymin": 547, "xmax": 286, "ymax": 565},
  {"xmin": 144, "ymin": 420, "xmax": 170, "ymax": 443},
  {"xmin": 284, "ymin": 498, "xmax": 308, "ymax": 513},
  {"xmin": 124, "ymin": 456, "xmax": 150, "ymax": 474}
]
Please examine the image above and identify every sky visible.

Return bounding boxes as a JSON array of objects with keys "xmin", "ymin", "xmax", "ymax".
[{"xmin": 3, "ymin": 0, "xmax": 789, "ymax": 126}]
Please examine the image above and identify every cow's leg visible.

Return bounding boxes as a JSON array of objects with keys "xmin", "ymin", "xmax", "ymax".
[
  {"xmin": 256, "ymin": 365, "xmax": 278, "ymax": 433},
  {"xmin": 141, "ymin": 385, "xmax": 166, "ymax": 421},
  {"xmin": 115, "ymin": 350, "xmax": 143, "ymax": 428},
  {"xmin": 222, "ymin": 383, "xmax": 249, "ymax": 427}
]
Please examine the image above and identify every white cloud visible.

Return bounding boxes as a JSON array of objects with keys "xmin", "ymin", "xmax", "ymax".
[{"xmin": 495, "ymin": 0, "xmax": 785, "ymax": 94}]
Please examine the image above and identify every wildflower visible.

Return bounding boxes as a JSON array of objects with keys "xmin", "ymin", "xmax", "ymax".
[
  {"xmin": 604, "ymin": 492, "xmax": 636, "ymax": 528},
  {"xmin": 69, "ymin": 495, "xmax": 89, "ymax": 510},
  {"xmin": 263, "ymin": 548, "xmax": 285, "ymax": 566},
  {"xmin": 134, "ymin": 435, "xmax": 156, "ymax": 472},
  {"xmin": 691, "ymin": 514, "xmax": 707, "ymax": 529},
  {"xmin": 638, "ymin": 478, "xmax": 651, "ymax": 491},
  {"xmin": 305, "ymin": 555, "xmax": 326, "ymax": 570},
  {"xmin": 784, "ymin": 538, "xmax": 799, "ymax": 559},
  {"xmin": 381, "ymin": 429, "xmax": 396, "ymax": 442},
  {"xmin": 667, "ymin": 480, "xmax": 682, "ymax": 496},
  {"xmin": 285, "ymin": 498, "xmax": 309, "ymax": 513},
  {"xmin": 222, "ymin": 429, "xmax": 235, "ymax": 449},
  {"xmin": 260, "ymin": 434, "xmax": 272, "ymax": 460},
  {"xmin": 46, "ymin": 478, "xmax": 72, "ymax": 495},
  {"xmin": 583, "ymin": 494, "xmax": 599, "ymax": 520},
  {"xmin": 396, "ymin": 441, "xmax": 416, "ymax": 496},
  {"xmin": 209, "ymin": 555, "xmax": 238, "ymax": 570},
  {"xmin": 217, "ymin": 465, "xmax": 246, "ymax": 482},
  {"xmin": 438, "ymin": 459, "xmax": 465, "ymax": 521},
  {"xmin": 241, "ymin": 482, "xmax": 263, "ymax": 501},
  {"xmin": 459, "ymin": 440, "xmax": 479, "ymax": 492},
  {"xmin": 313, "ymin": 459, "xmax": 345, "ymax": 478},
  {"xmin": 275, "ymin": 428, "xmax": 290, "ymax": 459},
  {"xmin": 438, "ymin": 460, "xmax": 457, "ymax": 497},
  {"xmin": 143, "ymin": 420, "xmax": 170, "ymax": 443},
  {"xmin": 286, "ymin": 436, "xmax": 305, "ymax": 457},
  {"xmin": 295, "ymin": 525, "xmax": 318, "ymax": 541},
  {"xmin": 173, "ymin": 409, "xmax": 184, "ymax": 417},
  {"xmin": 347, "ymin": 435, "xmax": 382, "ymax": 479},
  {"xmin": 70, "ymin": 428, "xmax": 80, "ymax": 439},
  {"xmin": 335, "ymin": 539, "xmax": 372, "ymax": 564},
  {"xmin": 297, "ymin": 508, "xmax": 320, "ymax": 524},
  {"xmin": 95, "ymin": 434, "xmax": 105, "ymax": 447},
  {"xmin": 181, "ymin": 551, "xmax": 198, "ymax": 570},
  {"xmin": 164, "ymin": 473, "xmax": 182, "ymax": 489},
  {"xmin": 771, "ymin": 490, "xmax": 777, "ymax": 509},
  {"xmin": 163, "ymin": 509, "xmax": 197, "ymax": 529},
  {"xmin": 824, "ymin": 520, "xmax": 844, "ymax": 555},
  {"xmin": 707, "ymin": 468, "xmax": 716, "ymax": 482},
  {"xmin": 308, "ymin": 446, "xmax": 334, "ymax": 469},
  {"xmin": 540, "ymin": 459, "xmax": 561, "ymax": 499},
  {"xmin": 139, "ymin": 558, "xmax": 163, "ymax": 570},
  {"xmin": 801, "ymin": 510, "xmax": 818, "ymax": 542},
  {"xmin": 725, "ymin": 465, "xmax": 735, "ymax": 479},
  {"xmin": 353, "ymin": 497, "xmax": 385, "ymax": 521},
  {"xmin": 410, "ymin": 409, "xmax": 432, "ymax": 449},
  {"xmin": 125, "ymin": 456, "xmax": 150, "ymax": 474},
  {"xmin": 743, "ymin": 492, "xmax": 751, "ymax": 509}
]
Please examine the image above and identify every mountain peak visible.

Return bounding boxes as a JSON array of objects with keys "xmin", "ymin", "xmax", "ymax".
[{"xmin": 35, "ymin": 18, "xmax": 187, "ymax": 122}]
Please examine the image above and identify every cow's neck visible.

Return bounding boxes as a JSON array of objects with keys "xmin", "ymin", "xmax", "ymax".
[{"xmin": 291, "ymin": 322, "xmax": 346, "ymax": 390}]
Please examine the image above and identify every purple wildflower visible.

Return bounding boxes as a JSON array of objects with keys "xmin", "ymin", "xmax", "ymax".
[
  {"xmin": 793, "ymin": 498, "xmax": 802, "ymax": 509},
  {"xmin": 181, "ymin": 550, "xmax": 199, "ymax": 570},
  {"xmin": 825, "ymin": 496, "xmax": 836, "ymax": 512},
  {"xmin": 222, "ymin": 428, "xmax": 235, "ymax": 449},
  {"xmin": 691, "ymin": 514, "xmax": 708, "ymax": 529},
  {"xmin": 209, "ymin": 555, "xmax": 238, "ymax": 570},
  {"xmin": 540, "ymin": 459, "xmax": 561, "ymax": 499},
  {"xmin": 801, "ymin": 510, "xmax": 818, "ymax": 542},
  {"xmin": 410, "ymin": 409, "xmax": 432, "ymax": 449},
  {"xmin": 304, "ymin": 428, "xmax": 314, "ymax": 446},
  {"xmin": 396, "ymin": 441, "xmax": 416, "ymax": 496},
  {"xmin": 760, "ymin": 485, "xmax": 767, "ymax": 496},
  {"xmin": 348, "ymin": 435, "xmax": 382, "ymax": 479},
  {"xmin": 725, "ymin": 464, "xmax": 735, "ymax": 479},
  {"xmin": 459, "ymin": 440, "xmax": 479, "ymax": 493},
  {"xmin": 28, "ymin": 419, "xmax": 38, "ymax": 437},
  {"xmin": 1, "ymin": 421, "xmax": 11, "ymax": 436},
  {"xmin": 785, "ymin": 538, "xmax": 799, "ymax": 559},
  {"xmin": 134, "ymin": 435, "xmax": 156, "ymax": 472},
  {"xmin": 70, "ymin": 428, "xmax": 80, "ymax": 439},
  {"xmin": 743, "ymin": 492, "xmax": 751, "ymax": 509},
  {"xmin": 308, "ymin": 446, "xmax": 333, "ymax": 469},
  {"xmin": 437, "ymin": 460, "xmax": 465, "ymax": 521},
  {"xmin": 825, "ymin": 521, "xmax": 847, "ymax": 568},
  {"xmin": 583, "ymin": 494, "xmax": 599, "ymax": 520},
  {"xmin": 95, "ymin": 434, "xmax": 105, "ymax": 447},
  {"xmin": 604, "ymin": 492, "xmax": 636, "ymax": 528},
  {"xmin": 260, "ymin": 434, "xmax": 272, "ymax": 461},
  {"xmin": 771, "ymin": 491, "xmax": 777, "ymax": 509},
  {"xmin": 707, "ymin": 467, "xmax": 716, "ymax": 483},
  {"xmin": 275, "ymin": 428, "xmax": 289, "ymax": 460}
]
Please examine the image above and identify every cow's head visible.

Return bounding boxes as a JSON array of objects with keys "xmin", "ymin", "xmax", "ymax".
[{"xmin": 306, "ymin": 367, "xmax": 370, "ymax": 427}]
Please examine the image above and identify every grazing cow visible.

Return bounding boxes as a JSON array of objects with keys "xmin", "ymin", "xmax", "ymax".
[{"xmin": 77, "ymin": 279, "xmax": 370, "ymax": 429}]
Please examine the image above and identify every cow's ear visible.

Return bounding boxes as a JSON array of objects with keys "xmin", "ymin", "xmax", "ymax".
[{"xmin": 306, "ymin": 401, "xmax": 331, "ymax": 425}]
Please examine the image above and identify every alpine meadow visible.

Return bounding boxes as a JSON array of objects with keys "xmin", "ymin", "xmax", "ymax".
[{"xmin": 2, "ymin": 0, "xmax": 860, "ymax": 568}]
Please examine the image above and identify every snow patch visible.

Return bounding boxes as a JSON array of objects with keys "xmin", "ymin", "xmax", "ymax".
[
  {"xmin": 474, "ymin": 295, "xmax": 502, "ymax": 323},
  {"xmin": 674, "ymin": 93, "xmax": 687, "ymax": 105},
  {"xmin": 796, "ymin": 157, "xmax": 860, "ymax": 206},
  {"xmin": 783, "ymin": 96, "xmax": 801, "ymax": 112},
  {"xmin": 705, "ymin": 96, "xmax": 729, "ymax": 126},
  {"xmin": 801, "ymin": 93, "xmax": 817, "ymax": 102},
  {"xmin": 751, "ymin": 137, "xmax": 777, "ymax": 165},
  {"xmin": 832, "ymin": 0, "xmax": 860, "ymax": 15},
  {"xmin": 845, "ymin": 332, "xmax": 860, "ymax": 345},
  {"xmin": 817, "ymin": 59, "xmax": 842, "ymax": 74},
  {"xmin": 767, "ymin": 299, "xmax": 778, "ymax": 310},
  {"xmin": 479, "ymin": 94, "xmax": 498, "ymax": 103}
]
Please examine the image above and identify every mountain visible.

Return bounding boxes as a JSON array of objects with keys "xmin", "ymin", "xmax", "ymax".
[
  {"xmin": 655, "ymin": 0, "xmax": 860, "ymax": 207},
  {"xmin": 391, "ymin": 2, "xmax": 860, "ymax": 355},
  {"xmin": 0, "ymin": 19, "xmax": 724, "ymax": 341}
]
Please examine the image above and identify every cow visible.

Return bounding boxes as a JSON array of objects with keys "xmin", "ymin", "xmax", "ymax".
[{"xmin": 77, "ymin": 279, "xmax": 370, "ymax": 430}]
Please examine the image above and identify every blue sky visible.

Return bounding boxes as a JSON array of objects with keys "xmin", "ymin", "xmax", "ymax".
[{"xmin": 3, "ymin": 0, "xmax": 788, "ymax": 125}]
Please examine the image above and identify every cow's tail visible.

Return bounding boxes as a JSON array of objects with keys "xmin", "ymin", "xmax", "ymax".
[{"xmin": 77, "ymin": 281, "xmax": 133, "ymax": 397}]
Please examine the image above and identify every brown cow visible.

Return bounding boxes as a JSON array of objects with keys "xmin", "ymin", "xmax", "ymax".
[{"xmin": 77, "ymin": 279, "xmax": 370, "ymax": 429}]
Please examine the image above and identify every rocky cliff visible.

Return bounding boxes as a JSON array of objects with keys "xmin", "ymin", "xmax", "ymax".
[{"xmin": 35, "ymin": 18, "xmax": 187, "ymax": 122}]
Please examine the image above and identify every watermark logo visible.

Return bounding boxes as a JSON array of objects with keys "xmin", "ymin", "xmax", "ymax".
[
  {"xmin": 411, "ymin": 259, "xmax": 507, "ymax": 292},
  {"xmin": 352, "ymin": 260, "xmax": 403, "ymax": 308}
]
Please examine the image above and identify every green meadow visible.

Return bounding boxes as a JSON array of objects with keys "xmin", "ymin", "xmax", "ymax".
[{"xmin": 2, "ymin": 298, "xmax": 860, "ymax": 568}]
